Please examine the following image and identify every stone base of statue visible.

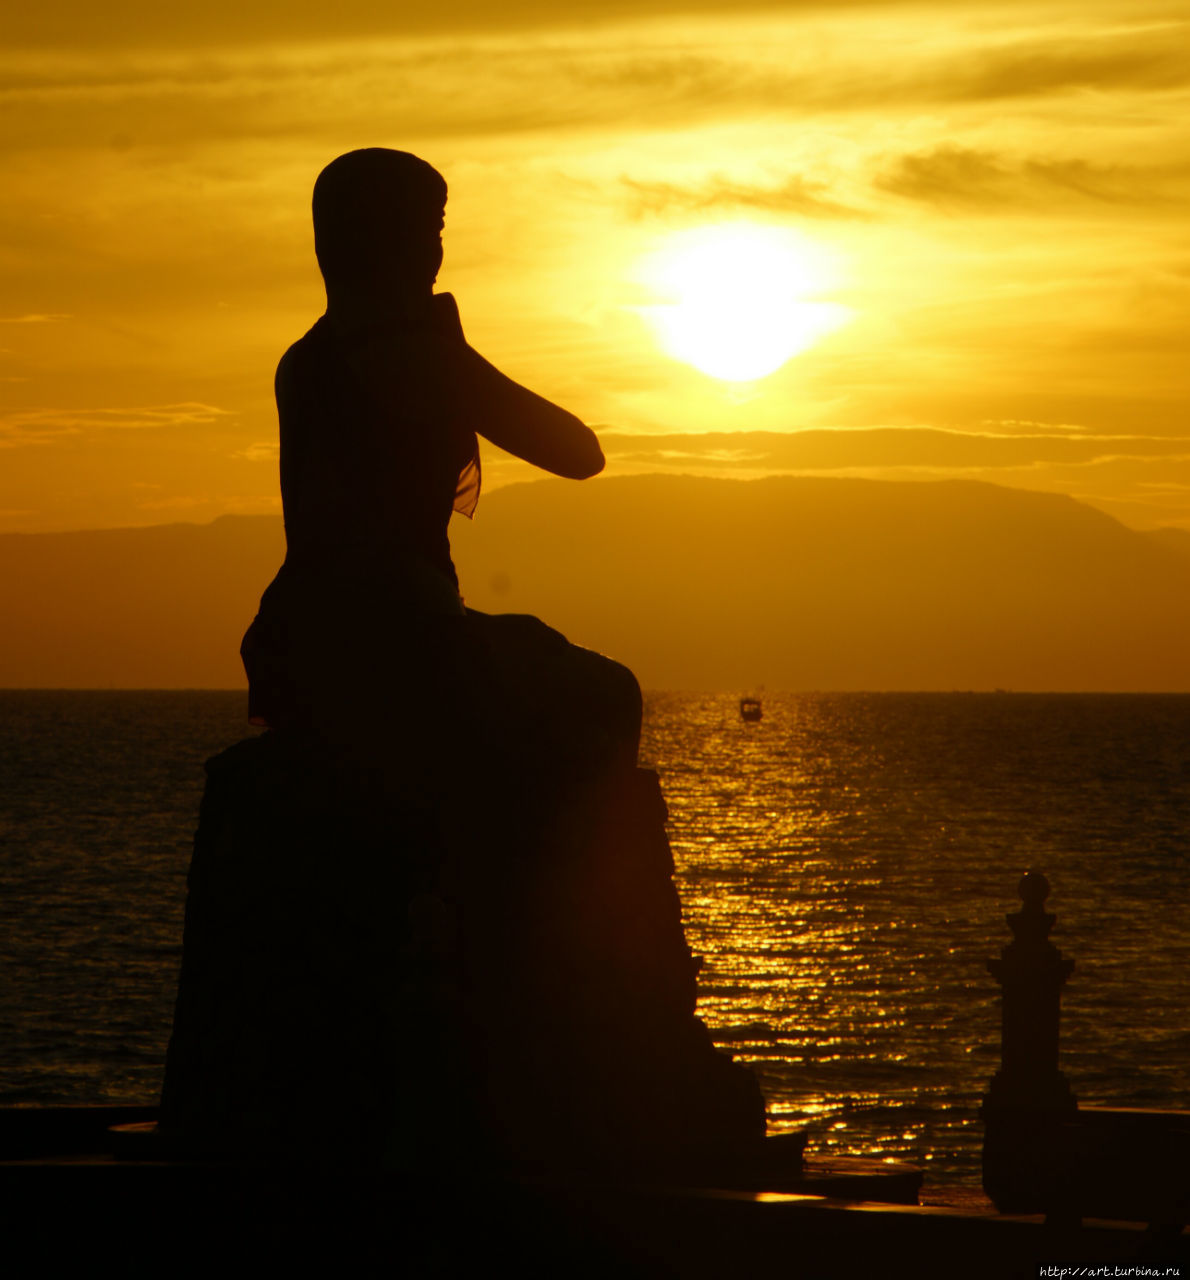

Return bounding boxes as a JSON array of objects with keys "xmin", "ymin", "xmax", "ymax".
[{"xmin": 159, "ymin": 730, "xmax": 767, "ymax": 1176}]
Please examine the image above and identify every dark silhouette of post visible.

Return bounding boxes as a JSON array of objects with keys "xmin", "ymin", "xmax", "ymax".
[
  {"xmin": 984, "ymin": 871, "xmax": 1075, "ymax": 1111},
  {"xmin": 981, "ymin": 870, "xmax": 1077, "ymax": 1214},
  {"xmin": 981, "ymin": 871, "xmax": 1189, "ymax": 1233}
]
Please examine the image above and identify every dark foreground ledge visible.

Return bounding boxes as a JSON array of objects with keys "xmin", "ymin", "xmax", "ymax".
[{"xmin": 2, "ymin": 1109, "xmax": 1184, "ymax": 1279}]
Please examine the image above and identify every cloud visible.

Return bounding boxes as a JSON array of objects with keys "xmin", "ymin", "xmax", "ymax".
[
  {"xmin": 621, "ymin": 172, "xmax": 867, "ymax": 220},
  {"xmin": 982, "ymin": 419, "xmax": 1092, "ymax": 434},
  {"xmin": 0, "ymin": 402, "xmax": 232, "ymax": 448},
  {"xmin": 954, "ymin": 32, "xmax": 1190, "ymax": 101},
  {"xmin": 233, "ymin": 441, "xmax": 279, "ymax": 462},
  {"xmin": 875, "ymin": 143, "xmax": 1190, "ymax": 211},
  {"xmin": 598, "ymin": 426, "xmax": 1190, "ymax": 474},
  {"xmin": 5, "ymin": 14, "xmax": 1187, "ymax": 158},
  {"xmin": 876, "ymin": 145, "xmax": 1010, "ymax": 207},
  {"xmin": 0, "ymin": 313, "xmax": 72, "ymax": 323},
  {"xmin": 3, "ymin": 2, "xmax": 1053, "ymax": 54}
]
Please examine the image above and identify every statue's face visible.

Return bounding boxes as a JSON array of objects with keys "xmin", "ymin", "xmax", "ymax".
[
  {"xmin": 425, "ymin": 238, "xmax": 444, "ymax": 290},
  {"xmin": 372, "ymin": 231, "xmax": 441, "ymax": 296}
]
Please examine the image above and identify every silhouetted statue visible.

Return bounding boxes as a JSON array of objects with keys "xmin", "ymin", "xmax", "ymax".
[
  {"xmin": 161, "ymin": 149, "xmax": 764, "ymax": 1176},
  {"xmin": 238, "ymin": 147, "xmax": 639, "ymax": 779}
]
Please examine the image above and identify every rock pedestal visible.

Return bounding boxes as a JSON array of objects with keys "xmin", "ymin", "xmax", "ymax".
[{"xmin": 160, "ymin": 730, "xmax": 766, "ymax": 1175}]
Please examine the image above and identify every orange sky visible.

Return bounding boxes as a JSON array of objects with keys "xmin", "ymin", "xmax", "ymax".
[{"xmin": 3, "ymin": 1, "xmax": 1189, "ymax": 533}]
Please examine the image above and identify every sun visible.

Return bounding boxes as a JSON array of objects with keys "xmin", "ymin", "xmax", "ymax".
[{"xmin": 636, "ymin": 223, "xmax": 851, "ymax": 383}]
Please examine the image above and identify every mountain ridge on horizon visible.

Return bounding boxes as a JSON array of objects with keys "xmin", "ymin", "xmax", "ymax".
[
  {"xmin": 3, "ymin": 472, "xmax": 1188, "ymax": 691},
  {"xmin": 3, "ymin": 470, "xmax": 1186, "ymax": 540}
]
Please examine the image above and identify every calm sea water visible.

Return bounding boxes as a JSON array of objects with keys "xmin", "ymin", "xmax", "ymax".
[{"xmin": 1, "ymin": 690, "xmax": 1187, "ymax": 1184}]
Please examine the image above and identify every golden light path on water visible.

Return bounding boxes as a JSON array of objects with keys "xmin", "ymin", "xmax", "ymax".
[
  {"xmin": 640, "ymin": 695, "xmax": 988, "ymax": 1176},
  {"xmin": 638, "ymin": 692, "xmax": 1190, "ymax": 1183}
]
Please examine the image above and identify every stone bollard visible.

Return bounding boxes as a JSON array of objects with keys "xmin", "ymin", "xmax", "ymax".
[{"xmin": 980, "ymin": 870, "xmax": 1078, "ymax": 1215}]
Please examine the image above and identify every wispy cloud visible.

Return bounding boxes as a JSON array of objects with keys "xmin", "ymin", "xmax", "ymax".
[
  {"xmin": 982, "ymin": 419, "xmax": 1093, "ymax": 435},
  {"xmin": 0, "ymin": 402, "xmax": 232, "ymax": 448},
  {"xmin": 952, "ymin": 31, "xmax": 1190, "ymax": 101},
  {"xmin": 0, "ymin": 313, "xmax": 72, "ymax": 324},
  {"xmin": 233, "ymin": 441, "xmax": 278, "ymax": 462},
  {"xmin": 876, "ymin": 143, "xmax": 1190, "ymax": 211},
  {"xmin": 0, "ymin": 2, "xmax": 890, "ymax": 54},
  {"xmin": 19, "ymin": 1, "xmax": 1123, "ymax": 57},
  {"xmin": 599, "ymin": 426, "xmax": 1190, "ymax": 474},
  {"xmin": 4, "ymin": 16, "xmax": 1187, "ymax": 154},
  {"xmin": 621, "ymin": 172, "xmax": 867, "ymax": 220}
]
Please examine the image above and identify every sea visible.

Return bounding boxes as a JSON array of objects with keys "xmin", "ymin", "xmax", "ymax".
[{"xmin": 1, "ymin": 689, "xmax": 1187, "ymax": 1185}]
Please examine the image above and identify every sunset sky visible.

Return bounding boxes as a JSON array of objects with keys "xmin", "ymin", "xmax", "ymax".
[{"xmin": 3, "ymin": 1, "xmax": 1188, "ymax": 534}]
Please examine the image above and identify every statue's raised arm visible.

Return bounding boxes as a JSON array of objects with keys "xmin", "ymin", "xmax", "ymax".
[{"xmin": 430, "ymin": 291, "xmax": 605, "ymax": 480}]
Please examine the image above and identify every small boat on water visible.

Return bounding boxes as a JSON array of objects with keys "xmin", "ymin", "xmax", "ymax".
[{"xmin": 739, "ymin": 698, "xmax": 762, "ymax": 722}]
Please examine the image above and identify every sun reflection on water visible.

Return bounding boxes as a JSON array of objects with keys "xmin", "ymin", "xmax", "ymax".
[{"xmin": 639, "ymin": 691, "xmax": 1190, "ymax": 1184}]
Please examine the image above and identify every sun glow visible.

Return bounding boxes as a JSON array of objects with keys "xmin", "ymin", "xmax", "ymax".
[{"xmin": 637, "ymin": 223, "xmax": 851, "ymax": 382}]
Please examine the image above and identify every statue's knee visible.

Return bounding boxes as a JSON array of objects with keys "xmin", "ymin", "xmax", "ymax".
[{"xmin": 577, "ymin": 649, "xmax": 639, "ymax": 716}]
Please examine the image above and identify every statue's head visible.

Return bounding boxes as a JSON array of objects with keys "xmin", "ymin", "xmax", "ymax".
[{"xmin": 312, "ymin": 148, "xmax": 447, "ymax": 295}]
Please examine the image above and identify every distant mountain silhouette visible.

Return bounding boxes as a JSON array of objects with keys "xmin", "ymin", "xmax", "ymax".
[
  {"xmin": 0, "ymin": 515, "xmax": 284, "ymax": 688},
  {"xmin": 3, "ymin": 475, "xmax": 1189, "ymax": 690}
]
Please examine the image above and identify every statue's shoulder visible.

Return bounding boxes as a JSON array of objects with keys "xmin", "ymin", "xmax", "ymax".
[
  {"xmin": 274, "ymin": 320, "xmax": 349, "ymax": 417},
  {"xmin": 276, "ymin": 318, "xmax": 330, "ymax": 384}
]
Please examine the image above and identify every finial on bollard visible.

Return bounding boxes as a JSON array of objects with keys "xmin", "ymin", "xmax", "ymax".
[
  {"xmin": 1003, "ymin": 867, "xmax": 1061, "ymax": 951},
  {"xmin": 1018, "ymin": 869, "xmax": 1049, "ymax": 909}
]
